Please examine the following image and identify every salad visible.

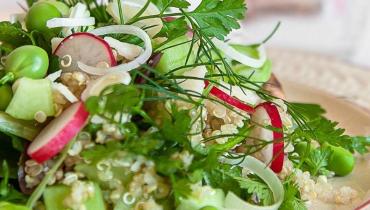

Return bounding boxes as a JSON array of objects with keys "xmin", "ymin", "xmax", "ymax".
[{"xmin": 0, "ymin": 0, "xmax": 369, "ymax": 210}]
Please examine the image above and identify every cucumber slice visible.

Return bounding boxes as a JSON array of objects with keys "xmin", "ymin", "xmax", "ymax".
[
  {"xmin": 156, "ymin": 35, "xmax": 195, "ymax": 75},
  {"xmin": 0, "ymin": 112, "xmax": 41, "ymax": 141},
  {"xmin": 231, "ymin": 44, "xmax": 272, "ymax": 84},
  {"xmin": 177, "ymin": 187, "xmax": 224, "ymax": 210},
  {"xmin": 6, "ymin": 78, "xmax": 55, "ymax": 120},
  {"xmin": 44, "ymin": 183, "xmax": 105, "ymax": 210}
]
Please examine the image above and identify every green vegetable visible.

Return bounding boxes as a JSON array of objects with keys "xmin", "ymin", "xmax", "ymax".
[
  {"xmin": 0, "ymin": 112, "xmax": 41, "ymax": 140},
  {"xmin": 25, "ymin": 2, "xmax": 62, "ymax": 38},
  {"xmin": 231, "ymin": 44, "xmax": 272, "ymax": 83},
  {"xmin": 279, "ymin": 179, "xmax": 307, "ymax": 210},
  {"xmin": 325, "ymin": 144, "xmax": 355, "ymax": 176},
  {"xmin": 0, "ymin": 45, "xmax": 49, "ymax": 85},
  {"xmin": 0, "ymin": 161, "xmax": 27, "ymax": 203},
  {"xmin": 156, "ymin": 35, "xmax": 196, "ymax": 75},
  {"xmin": 177, "ymin": 187, "xmax": 224, "ymax": 210},
  {"xmin": 0, "ymin": 21, "xmax": 31, "ymax": 48},
  {"xmin": 6, "ymin": 78, "xmax": 54, "ymax": 120},
  {"xmin": 43, "ymin": 184, "xmax": 105, "ymax": 210},
  {"xmin": 0, "ymin": 85, "xmax": 12, "ymax": 110},
  {"xmin": 0, "ymin": 202, "xmax": 30, "ymax": 210}
]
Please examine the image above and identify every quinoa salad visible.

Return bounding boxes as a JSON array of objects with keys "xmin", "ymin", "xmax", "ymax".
[{"xmin": 0, "ymin": 0, "xmax": 369, "ymax": 210}]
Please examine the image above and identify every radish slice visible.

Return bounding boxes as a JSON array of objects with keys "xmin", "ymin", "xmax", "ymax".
[
  {"xmin": 81, "ymin": 71, "xmax": 131, "ymax": 101},
  {"xmin": 77, "ymin": 25, "xmax": 152, "ymax": 76},
  {"xmin": 204, "ymin": 81, "xmax": 257, "ymax": 114},
  {"xmin": 54, "ymin": 32, "xmax": 117, "ymax": 73},
  {"xmin": 104, "ymin": 36, "xmax": 143, "ymax": 60},
  {"xmin": 251, "ymin": 102, "xmax": 284, "ymax": 173},
  {"xmin": 212, "ymin": 39, "xmax": 267, "ymax": 69},
  {"xmin": 27, "ymin": 102, "xmax": 89, "ymax": 163},
  {"xmin": 47, "ymin": 17, "xmax": 95, "ymax": 28}
]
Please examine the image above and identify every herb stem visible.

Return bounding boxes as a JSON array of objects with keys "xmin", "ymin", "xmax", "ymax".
[
  {"xmin": 26, "ymin": 139, "xmax": 75, "ymax": 208},
  {"xmin": 117, "ymin": 0, "xmax": 124, "ymax": 24}
]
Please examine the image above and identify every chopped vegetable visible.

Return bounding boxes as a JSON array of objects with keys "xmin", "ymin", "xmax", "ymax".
[
  {"xmin": 27, "ymin": 102, "xmax": 89, "ymax": 163},
  {"xmin": 6, "ymin": 78, "xmax": 54, "ymax": 120}
]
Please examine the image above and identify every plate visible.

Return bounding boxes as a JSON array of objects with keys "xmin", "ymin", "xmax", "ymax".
[{"xmin": 282, "ymin": 79, "xmax": 370, "ymax": 210}]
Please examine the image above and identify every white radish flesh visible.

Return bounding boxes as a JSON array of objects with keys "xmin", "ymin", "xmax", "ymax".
[
  {"xmin": 27, "ymin": 102, "xmax": 89, "ymax": 163},
  {"xmin": 54, "ymin": 32, "xmax": 116, "ymax": 73},
  {"xmin": 251, "ymin": 102, "xmax": 284, "ymax": 173}
]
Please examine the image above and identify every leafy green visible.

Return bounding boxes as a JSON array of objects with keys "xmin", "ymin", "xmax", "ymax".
[
  {"xmin": 151, "ymin": 0, "xmax": 190, "ymax": 11},
  {"xmin": 160, "ymin": 106, "xmax": 192, "ymax": 145},
  {"xmin": 288, "ymin": 103, "xmax": 370, "ymax": 155},
  {"xmin": 0, "ymin": 22, "xmax": 31, "ymax": 48},
  {"xmin": 0, "ymin": 161, "xmax": 28, "ymax": 203},
  {"xmin": 155, "ymin": 17, "xmax": 188, "ymax": 42},
  {"xmin": 279, "ymin": 179, "xmax": 307, "ymax": 210},
  {"xmin": 0, "ymin": 133, "xmax": 21, "ymax": 179},
  {"xmin": 300, "ymin": 147, "xmax": 332, "ymax": 176},
  {"xmin": 80, "ymin": 141, "xmax": 123, "ymax": 164},
  {"xmin": 203, "ymin": 164, "xmax": 242, "ymax": 196},
  {"xmin": 171, "ymin": 177, "xmax": 192, "ymax": 203},
  {"xmin": 189, "ymin": 0, "xmax": 246, "ymax": 40}
]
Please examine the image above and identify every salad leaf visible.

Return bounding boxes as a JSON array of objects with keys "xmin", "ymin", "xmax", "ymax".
[
  {"xmin": 301, "ymin": 147, "xmax": 332, "ymax": 176},
  {"xmin": 189, "ymin": 0, "xmax": 246, "ymax": 40},
  {"xmin": 235, "ymin": 175, "xmax": 274, "ymax": 206},
  {"xmin": 279, "ymin": 179, "xmax": 307, "ymax": 210},
  {"xmin": 151, "ymin": 0, "xmax": 190, "ymax": 11},
  {"xmin": 0, "ymin": 22, "xmax": 31, "ymax": 48},
  {"xmin": 155, "ymin": 17, "xmax": 188, "ymax": 43},
  {"xmin": 203, "ymin": 164, "xmax": 242, "ymax": 196},
  {"xmin": 0, "ymin": 133, "xmax": 21, "ymax": 179},
  {"xmin": 171, "ymin": 177, "xmax": 192, "ymax": 203}
]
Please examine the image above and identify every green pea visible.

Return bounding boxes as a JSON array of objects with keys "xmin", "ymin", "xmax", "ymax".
[
  {"xmin": 0, "ymin": 45, "xmax": 49, "ymax": 85},
  {"xmin": 294, "ymin": 142, "xmax": 309, "ymax": 156},
  {"xmin": 25, "ymin": 2, "xmax": 62, "ymax": 37},
  {"xmin": 327, "ymin": 145, "xmax": 355, "ymax": 176},
  {"xmin": 0, "ymin": 85, "xmax": 12, "ymax": 110},
  {"xmin": 199, "ymin": 206, "xmax": 218, "ymax": 210}
]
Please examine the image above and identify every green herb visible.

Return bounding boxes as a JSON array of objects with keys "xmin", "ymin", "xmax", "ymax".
[
  {"xmin": 151, "ymin": 0, "xmax": 190, "ymax": 12},
  {"xmin": 171, "ymin": 177, "xmax": 192, "ymax": 204},
  {"xmin": 154, "ymin": 17, "xmax": 188, "ymax": 43},
  {"xmin": 301, "ymin": 147, "xmax": 332, "ymax": 176},
  {"xmin": 0, "ymin": 21, "xmax": 32, "ymax": 48},
  {"xmin": 279, "ymin": 179, "xmax": 307, "ymax": 210},
  {"xmin": 235, "ymin": 175, "xmax": 274, "ymax": 206},
  {"xmin": 188, "ymin": 0, "xmax": 246, "ymax": 40}
]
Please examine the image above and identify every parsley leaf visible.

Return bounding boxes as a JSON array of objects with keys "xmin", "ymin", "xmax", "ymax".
[
  {"xmin": 155, "ymin": 17, "xmax": 188, "ymax": 42},
  {"xmin": 0, "ymin": 22, "xmax": 31, "ymax": 48},
  {"xmin": 235, "ymin": 175, "xmax": 274, "ymax": 206},
  {"xmin": 171, "ymin": 177, "xmax": 192, "ymax": 204},
  {"xmin": 151, "ymin": 0, "xmax": 190, "ymax": 11},
  {"xmin": 279, "ymin": 179, "xmax": 307, "ymax": 210},
  {"xmin": 160, "ymin": 106, "xmax": 192, "ymax": 145},
  {"xmin": 189, "ymin": 0, "xmax": 246, "ymax": 40},
  {"xmin": 301, "ymin": 147, "xmax": 332, "ymax": 176}
]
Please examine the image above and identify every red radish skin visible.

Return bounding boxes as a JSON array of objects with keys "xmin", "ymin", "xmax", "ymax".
[
  {"xmin": 256, "ymin": 102, "xmax": 284, "ymax": 173},
  {"xmin": 204, "ymin": 80, "xmax": 255, "ymax": 114},
  {"xmin": 355, "ymin": 199, "xmax": 370, "ymax": 210},
  {"xmin": 54, "ymin": 32, "xmax": 117, "ymax": 71},
  {"xmin": 27, "ymin": 103, "xmax": 89, "ymax": 163}
]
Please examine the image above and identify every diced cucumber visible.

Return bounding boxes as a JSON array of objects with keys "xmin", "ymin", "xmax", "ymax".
[
  {"xmin": 177, "ymin": 187, "xmax": 224, "ymax": 210},
  {"xmin": 156, "ymin": 35, "xmax": 196, "ymax": 75},
  {"xmin": 231, "ymin": 44, "xmax": 272, "ymax": 84},
  {"xmin": 233, "ymin": 60, "xmax": 272, "ymax": 83},
  {"xmin": 6, "ymin": 78, "xmax": 55, "ymax": 120},
  {"xmin": 44, "ymin": 183, "xmax": 105, "ymax": 210},
  {"xmin": 0, "ymin": 111, "xmax": 41, "ymax": 141}
]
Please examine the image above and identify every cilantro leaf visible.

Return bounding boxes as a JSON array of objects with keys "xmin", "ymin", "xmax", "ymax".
[
  {"xmin": 80, "ymin": 141, "xmax": 123, "ymax": 164},
  {"xmin": 235, "ymin": 175, "xmax": 274, "ymax": 206},
  {"xmin": 0, "ymin": 21, "xmax": 31, "ymax": 48},
  {"xmin": 189, "ymin": 0, "xmax": 246, "ymax": 40},
  {"xmin": 279, "ymin": 179, "xmax": 307, "ymax": 210},
  {"xmin": 351, "ymin": 136, "xmax": 370, "ymax": 154}
]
